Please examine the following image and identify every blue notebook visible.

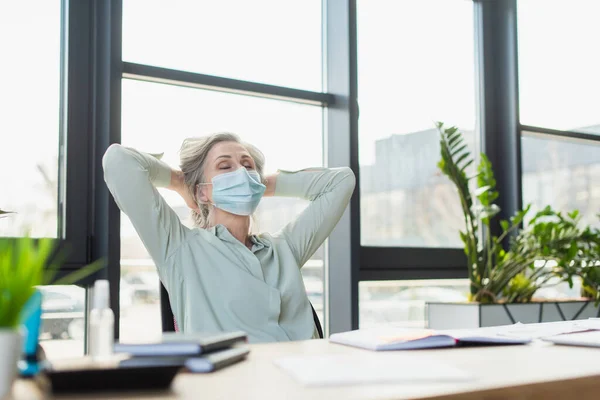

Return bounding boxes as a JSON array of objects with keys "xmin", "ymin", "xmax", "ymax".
[{"xmin": 114, "ymin": 331, "xmax": 247, "ymax": 357}]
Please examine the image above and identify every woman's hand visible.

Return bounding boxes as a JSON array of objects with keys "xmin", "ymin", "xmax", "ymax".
[{"xmin": 168, "ymin": 170, "xmax": 200, "ymax": 212}]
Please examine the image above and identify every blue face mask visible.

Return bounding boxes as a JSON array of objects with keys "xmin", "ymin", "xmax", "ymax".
[{"xmin": 206, "ymin": 167, "xmax": 266, "ymax": 216}]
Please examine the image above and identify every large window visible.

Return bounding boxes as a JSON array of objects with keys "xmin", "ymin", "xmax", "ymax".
[
  {"xmin": 518, "ymin": 0, "xmax": 600, "ymax": 300},
  {"xmin": 0, "ymin": 1, "xmax": 62, "ymax": 237},
  {"xmin": 518, "ymin": 0, "xmax": 600, "ymax": 134},
  {"xmin": 122, "ymin": 0, "xmax": 322, "ymax": 91},
  {"xmin": 518, "ymin": 0, "xmax": 600, "ymax": 225},
  {"xmin": 522, "ymin": 134, "xmax": 600, "ymax": 229},
  {"xmin": 357, "ymin": 0, "xmax": 476, "ymax": 248},
  {"xmin": 119, "ymin": 2, "xmax": 325, "ymax": 340}
]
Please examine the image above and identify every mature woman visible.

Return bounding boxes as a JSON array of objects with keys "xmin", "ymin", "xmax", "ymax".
[{"xmin": 103, "ymin": 133, "xmax": 355, "ymax": 343}]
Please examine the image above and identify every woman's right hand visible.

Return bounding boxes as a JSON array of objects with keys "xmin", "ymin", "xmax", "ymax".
[{"xmin": 169, "ymin": 170, "xmax": 200, "ymax": 212}]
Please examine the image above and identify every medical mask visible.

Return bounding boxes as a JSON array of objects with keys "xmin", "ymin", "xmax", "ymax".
[{"xmin": 202, "ymin": 167, "xmax": 266, "ymax": 216}]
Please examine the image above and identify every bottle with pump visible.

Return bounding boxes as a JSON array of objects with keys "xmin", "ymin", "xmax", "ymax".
[{"xmin": 89, "ymin": 280, "xmax": 114, "ymax": 361}]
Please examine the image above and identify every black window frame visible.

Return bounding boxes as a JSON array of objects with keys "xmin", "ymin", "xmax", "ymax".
[{"xmin": 0, "ymin": 1, "xmax": 97, "ymax": 275}]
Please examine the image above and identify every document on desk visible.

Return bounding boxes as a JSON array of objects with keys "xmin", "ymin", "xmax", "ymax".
[
  {"xmin": 275, "ymin": 353, "xmax": 473, "ymax": 386},
  {"xmin": 543, "ymin": 330, "xmax": 600, "ymax": 348},
  {"xmin": 494, "ymin": 320, "xmax": 600, "ymax": 339}
]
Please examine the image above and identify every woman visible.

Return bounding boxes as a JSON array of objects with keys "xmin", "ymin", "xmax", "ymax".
[{"xmin": 103, "ymin": 132, "xmax": 355, "ymax": 343}]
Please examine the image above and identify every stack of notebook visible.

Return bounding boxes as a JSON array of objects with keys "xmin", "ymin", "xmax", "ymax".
[{"xmin": 114, "ymin": 331, "xmax": 249, "ymax": 373}]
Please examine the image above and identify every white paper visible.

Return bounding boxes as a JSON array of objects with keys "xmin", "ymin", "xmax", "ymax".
[
  {"xmin": 440, "ymin": 324, "xmax": 518, "ymax": 339},
  {"xmin": 441, "ymin": 320, "xmax": 600, "ymax": 340},
  {"xmin": 493, "ymin": 320, "xmax": 600, "ymax": 339},
  {"xmin": 274, "ymin": 353, "xmax": 473, "ymax": 386},
  {"xmin": 545, "ymin": 330, "xmax": 600, "ymax": 347}
]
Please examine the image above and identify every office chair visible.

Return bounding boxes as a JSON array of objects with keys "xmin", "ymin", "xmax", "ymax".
[{"xmin": 160, "ymin": 283, "xmax": 324, "ymax": 338}]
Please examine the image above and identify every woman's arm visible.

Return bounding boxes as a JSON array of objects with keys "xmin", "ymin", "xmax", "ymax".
[
  {"xmin": 273, "ymin": 167, "xmax": 356, "ymax": 267},
  {"xmin": 103, "ymin": 144, "xmax": 190, "ymax": 271}
]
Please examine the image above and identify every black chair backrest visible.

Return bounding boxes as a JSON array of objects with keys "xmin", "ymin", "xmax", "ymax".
[
  {"xmin": 161, "ymin": 283, "xmax": 324, "ymax": 338},
  {"xmin": 160, "ymin": 283, "xmax": 176, "ymax": 332},
  {"xmin": 310, "ymin": 302, "xmax": 324, "ymax": 339}
]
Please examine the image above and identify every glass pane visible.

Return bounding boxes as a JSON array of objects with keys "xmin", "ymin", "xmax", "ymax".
[
  {"xmin": 359, "ymin": 280, "xmax": 469, "ymax": 329},
  {"xmin": 518, "ymin": 0, "xmax": 600, "ymax": 134},
  {"xmin": 357, "ymin": 0, "xmax": 476, "ymax": 247},
  {"xmin": 0, "ymin": 1, "xmax": 61, "ymax": 237},
  {"xmin": 522, "ymin": 134, "xmax": 600, "ymax": 229},
  {"xmin": 39, "ymin": 285, "xmax": 85, "ymax": 360},
  {"xmin": 119, "ymin": 80, "xmax": 324, "ymax": 341},
  {"xmin": 122, "ymin": 0, "xmax": 322, "ymax": 91}
]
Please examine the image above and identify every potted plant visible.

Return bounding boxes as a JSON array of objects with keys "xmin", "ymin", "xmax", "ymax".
[
  {"xmin": 0, "ymin": 231, "xmax": 103, "ymax": 397},
  {"xmin": 427, "ymin": 123, "xmax": 600, "ymax": 329}
]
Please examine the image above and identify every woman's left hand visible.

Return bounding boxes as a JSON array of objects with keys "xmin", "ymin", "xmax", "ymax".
[
  {"xmin": 263, "ymin": 173, "xmax": 278, "ymax": 197},
  {"xmin": 169, "ymin": 170, "xmax": 200, "ymax": 212}
]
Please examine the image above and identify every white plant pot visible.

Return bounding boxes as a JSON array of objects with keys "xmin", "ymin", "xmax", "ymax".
[
  {"xmin": 0, "ymin": 329, "xmax": 21, "ymax": 399},
  {"xmin": 427, "ymin": 300, "xmax": 600, "ymax": 330}
]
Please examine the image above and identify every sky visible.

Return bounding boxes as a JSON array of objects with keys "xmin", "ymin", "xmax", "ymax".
[{"xmin": 1, "ymin": 0, "xmax": 599, "ymax": 237}]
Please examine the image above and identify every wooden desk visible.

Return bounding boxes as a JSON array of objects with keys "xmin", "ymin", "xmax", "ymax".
[{"xmin": 12, "ymin": 339, "xmax": 600, "ymax": 400}]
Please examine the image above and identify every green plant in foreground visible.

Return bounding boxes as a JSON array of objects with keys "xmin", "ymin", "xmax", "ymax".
[
  {"xmin": 0, "ymin": 237, "xmax": 104, "ymax": 328},
  {"xmin": 437, "ymin": 122, "xmax": 600, "ymax": 303},
  {"xmin": 0, "ymin": 208, "xmax": 15, "ymax": 218}
]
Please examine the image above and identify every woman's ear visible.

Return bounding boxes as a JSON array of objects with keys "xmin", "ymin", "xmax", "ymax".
[{"xmin": 197, "ymin": 184, "xmax": 211, "ymax": 204}]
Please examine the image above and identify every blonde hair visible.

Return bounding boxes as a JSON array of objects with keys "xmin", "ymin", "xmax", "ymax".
[{"xmin": 179, "ymin": 132, "xmax": 266, "ymax": 229}]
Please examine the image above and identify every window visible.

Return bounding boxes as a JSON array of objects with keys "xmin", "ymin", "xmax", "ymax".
[
  {"xmin": 518, "ymin": 0, "xmax": 600, "ymax": 134},
  {"xmin": 0, "ymin": 1, "xmax": 62, "ymax": 237},
  {"xmin": 122, "ymin": 0, "xmax": 322, "ymax": 91},
  {"xmin": 119, "ymin": 79, "xmax": 324, "ymax": 342},
  {"xmin": 522, "ymin": 134, "xmax": 600, "ymax": 229},
  {"xmin": 39, "ymin": 285, "xmax": 86, "ymax": 360},
  {"xmin": 359, "ymin": 280, "xmax": 469, "ymax": 329},
  {"xmin": 357, "ymin": 0, "xmax": 476, "ymax": 247}
]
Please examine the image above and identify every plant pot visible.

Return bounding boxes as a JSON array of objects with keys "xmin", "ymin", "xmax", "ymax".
[
  {"xmin": 0, "ymin": 329, "xmax": 22, "ymax": 399},
  {"xmin": 427, "ymin": 300, "xmax": 600, "ymax": 330}
]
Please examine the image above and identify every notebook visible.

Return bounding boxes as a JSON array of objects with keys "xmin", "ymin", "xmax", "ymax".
[
  {"xmin": 114, "ymin": 331, "xmax": 247, "ymax": 357},
  {"xmin": 119, "ymin": 347, "xmax": 250, "ymax": 373},
  {"xmin": 329, "ymin": 327, "xmax": 530, "ymax": 351}
]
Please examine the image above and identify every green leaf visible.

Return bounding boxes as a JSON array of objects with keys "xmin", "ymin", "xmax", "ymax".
[
  {"xmin": 474, "ymin": 185, "xmax": 492, "ymax": 197},
  {"xmin": 52, "ymin": 258, "xmax": 105, "ymax": 285},
  {"xmin": 455, "ymin": 152, "xmax": 471, "ymax": 169},
  {"xmin": 480, "ymin": 204, "xmax": 501, "ymax": 220},
  {"xmin": 500, "ymin": 220, "xmax": 509, "ymax": 232},
  {"xmin": 0, "ymin": 209, "xmax": 15, "ymax": 218},
  {"xmin": 445, "ymin": 126, "xmax": 458, "ymax": 135},
  {"xmin": 448, "ymin": 134, "xmax": 462, "ymax": 148},
  {"xmin": 451, "ymin": 144, "xmax": 469, "ymax": 158}
]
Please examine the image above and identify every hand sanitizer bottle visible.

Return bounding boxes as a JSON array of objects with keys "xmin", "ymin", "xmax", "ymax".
[{"xmin": 89, "ymin": 280, "xmax": 114, "ymax": 361}]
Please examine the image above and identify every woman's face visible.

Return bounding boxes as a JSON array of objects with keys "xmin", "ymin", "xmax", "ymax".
[{"xmin": 197, "ymin": 141, "xmax": 257, "ymax": 203}]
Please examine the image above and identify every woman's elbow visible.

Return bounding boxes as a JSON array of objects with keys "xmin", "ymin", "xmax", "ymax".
[
  {"xmin": 102, "ymin": 144, "xmax": 126, "ymax": 178},
  {"xmin": 341, "ymin": 167, "xmax": 356, "ymax": 192}
]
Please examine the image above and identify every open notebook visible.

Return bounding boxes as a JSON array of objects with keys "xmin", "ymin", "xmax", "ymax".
[{"xmin": 329, "ymin": 326, "xmax": 531, "ymax": 351}]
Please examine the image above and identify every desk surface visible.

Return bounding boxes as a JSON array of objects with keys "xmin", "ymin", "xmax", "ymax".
[{"xmin": 13, "ymin": 339, "xmax": 600, "ymax": 400}]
